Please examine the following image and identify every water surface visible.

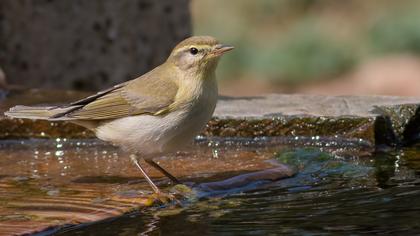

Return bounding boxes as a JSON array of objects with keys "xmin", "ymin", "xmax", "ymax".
[{"xmin": 48, "ymin": 143, "xmax": 420, "ymax": 235}]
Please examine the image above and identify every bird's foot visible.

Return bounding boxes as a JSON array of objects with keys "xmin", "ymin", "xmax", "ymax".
[
  {"xmin": 146, "ymin": 184, "xmax": 196, "ymax": 206},
  {"xmin": 146, "ymin": 191, "xmax": 182, "ymax": 206},
  {"xmin": 171, "ymin": 183, "xmax": 194, "ymax": 195}
]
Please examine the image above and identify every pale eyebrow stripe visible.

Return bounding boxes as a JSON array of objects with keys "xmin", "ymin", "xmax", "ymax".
[{"xmin": 174, "ymin": 45, "xmax": 211, "ymax": 53}]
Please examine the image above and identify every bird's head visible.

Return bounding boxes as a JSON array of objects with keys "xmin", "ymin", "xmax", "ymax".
[{"xmin": 167, "ymin": 36, "xmax": 234, "ymax": 75}]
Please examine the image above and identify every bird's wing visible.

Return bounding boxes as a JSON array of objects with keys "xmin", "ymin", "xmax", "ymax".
[{"xmin": 55, "ymin": 67, "xmax": 179, "ymax": 120}]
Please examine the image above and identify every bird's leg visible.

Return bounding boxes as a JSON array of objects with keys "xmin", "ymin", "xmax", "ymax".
[
  {"xmin": 145, "ymin": 159, "xmax": 181, "ymax": 185},
  {"xmin": 130, "ymin": 154, "xmax": 181, "ymax": 204},
  {"xmin": 130, "ymin": 154, "xmax": 160, "ymax": 193}
]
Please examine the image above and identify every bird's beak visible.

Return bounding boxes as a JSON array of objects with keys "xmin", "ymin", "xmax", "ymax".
[{"xmin": 209, "ymin": 44, "xmax": 234, "ymax": 58}]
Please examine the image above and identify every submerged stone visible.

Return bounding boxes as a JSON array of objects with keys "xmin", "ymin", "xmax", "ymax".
[{"xmin": 275, "ymin": 148, "xmax": 374, "ymax": 188}]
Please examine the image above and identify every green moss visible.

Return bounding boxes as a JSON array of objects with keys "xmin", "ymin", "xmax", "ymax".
[
  {"xmin": 204, "ymin": 116, "xmax": 375, "ymax": 144},
  {"xmin": 276, "ymin": 148, "xmax": 332, "ymax": 168},
  {"xmin": 275, "ymin": 148, "xmax": 373, "ymax": 178}
]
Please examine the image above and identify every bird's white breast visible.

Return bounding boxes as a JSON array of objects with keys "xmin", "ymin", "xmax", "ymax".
[{"xmin": 95, "ymin": 78, "xmax": 218, "ymax": 157}]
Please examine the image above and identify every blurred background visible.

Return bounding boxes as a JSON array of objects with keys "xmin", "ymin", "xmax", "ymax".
[
  {"xmin": 1, "ymin": 0, "xmax": 420, "ymax": 97},
  {"xmin": 192, "ymin": 0, "xmax": 420, "ymax": 96}
]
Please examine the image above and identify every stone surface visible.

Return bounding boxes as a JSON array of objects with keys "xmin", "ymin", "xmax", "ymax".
[
  {"xmin": 0, "ymin": 0, "xmax": 190, "ymax": 90},
  {"xmin": 210, "ymin": 95, "xmax": 420, "ymax": 146},
  {"xmin": 2, "ymin": 90, "xmax": 420, "ymax": 147},
  {"xmin": 215, "ymin": 94, "xmax": 420, "ymax": 118}
]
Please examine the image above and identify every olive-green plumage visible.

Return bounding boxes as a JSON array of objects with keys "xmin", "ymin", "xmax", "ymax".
[{"xmin": 67, "ymin": 64, "xmax": 179, "ymax": 120}]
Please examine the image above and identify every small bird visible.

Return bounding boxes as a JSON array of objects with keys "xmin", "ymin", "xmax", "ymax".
[{"xmin": 5, "ymin": 36, "xmax": 233, "ymax": 195}]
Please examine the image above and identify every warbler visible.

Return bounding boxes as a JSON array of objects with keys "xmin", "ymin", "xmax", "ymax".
[{"xmin": 5, "ymin": 36, "xmax": 233, "ymax": 194}]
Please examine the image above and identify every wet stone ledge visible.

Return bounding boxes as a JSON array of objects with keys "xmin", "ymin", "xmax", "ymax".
[{"xmin": 1, "ymin": 89, "xmax": 420, "ymax": 147}]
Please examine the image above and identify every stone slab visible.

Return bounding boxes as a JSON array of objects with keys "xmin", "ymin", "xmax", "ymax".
[
  {"xmin": 1, "ymin": 90, "xmax": 420, "ymax": 147},
  {"xmin": 216, "ymin": 94, "xmax": 420, "ymax": 118}
]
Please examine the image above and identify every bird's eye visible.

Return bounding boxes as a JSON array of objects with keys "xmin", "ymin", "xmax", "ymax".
[{"xmin": 189, "ymin": 47, "xmax": 198, "ymax": 55}]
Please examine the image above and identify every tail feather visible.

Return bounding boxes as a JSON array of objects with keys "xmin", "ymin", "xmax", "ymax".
[{"xmin": 4, "ymin": 105, "xmax": 79, "ymax": 120}]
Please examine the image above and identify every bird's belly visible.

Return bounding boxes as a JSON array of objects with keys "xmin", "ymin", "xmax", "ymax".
[{"xmin": 95, "ymin": 106, "xmax": 214, "ymax": 156}]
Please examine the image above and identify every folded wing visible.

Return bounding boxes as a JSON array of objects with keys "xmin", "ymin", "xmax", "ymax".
[{"xmin": 61, "ymin": 68, "xmax": 179, "ymax": 120}]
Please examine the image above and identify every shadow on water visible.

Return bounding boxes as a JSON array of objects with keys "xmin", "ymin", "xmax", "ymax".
[{"xmin": 52, "ymin": 146, "xmax": 420, "ymax": 236}]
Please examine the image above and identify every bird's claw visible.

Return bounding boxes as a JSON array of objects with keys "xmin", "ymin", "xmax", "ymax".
[
  {"xmin": 147, "ymin": 191, "xmax": 182, "ymax": 206},
  {"xmin": 145, "ymin": 184, "xmax": 195, "ymax": 206}
]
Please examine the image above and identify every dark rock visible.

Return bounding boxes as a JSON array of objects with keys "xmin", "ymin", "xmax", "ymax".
[
  {"xmin": 0, "ymin": 67, "xmax": 6, "ymax": 89},
  {"xmin": 0, "ymin": 0, "xmax": 191, "ymax": 91},
  {"xmin": 372, "ymin": 104, "xmax": 418, "ymax": 144}
]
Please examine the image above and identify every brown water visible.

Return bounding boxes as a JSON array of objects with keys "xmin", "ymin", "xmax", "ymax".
[
  {"xmin": 0, "ymin": 138, "xmax": 287, "ymax": 235},
  {"xmin": 0, "ymin": 139, "xmax": 419, "ymax": 235}
]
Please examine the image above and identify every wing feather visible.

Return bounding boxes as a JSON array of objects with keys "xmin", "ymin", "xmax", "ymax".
[{"xmin": 55, "ymin": 65, "xmax": 179, "ymax": 120}]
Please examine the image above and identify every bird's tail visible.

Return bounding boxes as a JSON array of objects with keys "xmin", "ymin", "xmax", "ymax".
[{"xmin": 4, "ymin": 105, "xmax": 77, "ymax": 120}]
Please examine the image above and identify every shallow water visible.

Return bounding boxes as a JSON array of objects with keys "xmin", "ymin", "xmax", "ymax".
[
  {"xmin": 0, "ymin": 138, "xmax": 297, "ymax": 235},
  {"xmin": 36, "ymin": 142, "xmax": 420, "ymax": 235},
  {"xmin": 0, "ymin": 139, "xmax": 419, "ymax": 235}
]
